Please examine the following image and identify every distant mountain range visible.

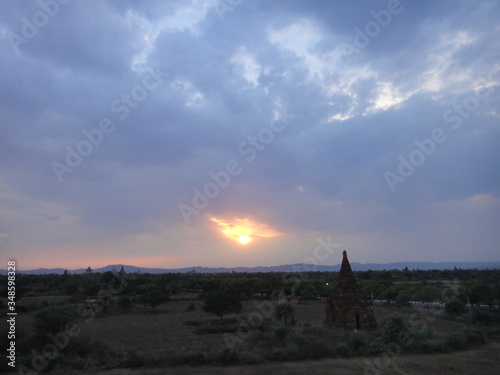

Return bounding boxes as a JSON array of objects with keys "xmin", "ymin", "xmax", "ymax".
[{"xmin": 2, "ymin": 261, "xmax": 500, "ymax": 275}]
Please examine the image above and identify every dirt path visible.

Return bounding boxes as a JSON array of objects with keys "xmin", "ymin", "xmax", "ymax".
[{"xmin": 63, "ymin": 342, "xmax": 500, "ymax": 375}]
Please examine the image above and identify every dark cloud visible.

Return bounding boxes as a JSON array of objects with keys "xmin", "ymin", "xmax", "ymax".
[{"xmin": 0, "ymin": 0, "xmax": 498, "ymax": 268}]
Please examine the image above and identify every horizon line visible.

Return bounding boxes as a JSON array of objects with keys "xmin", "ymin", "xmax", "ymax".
[{"xmin": 4, "ymin": 259, "xmax": 500, "ymax": 273}]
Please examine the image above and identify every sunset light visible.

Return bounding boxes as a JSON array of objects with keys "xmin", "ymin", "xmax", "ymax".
[
  {"xmin": 210, "ymin": 217, "xmax": 282, "ymax": 245},
  {"xmin": 237, "ymin": 236, "xmax": 252, "ymax": 244}
]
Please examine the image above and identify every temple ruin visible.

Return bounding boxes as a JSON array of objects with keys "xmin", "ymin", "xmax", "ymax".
[{"xmin": 325, "ymin": 250, "xmax": 377, "ymax": 330}]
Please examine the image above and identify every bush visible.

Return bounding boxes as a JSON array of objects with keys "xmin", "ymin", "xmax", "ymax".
[
  {"xmin": 445, "ymin": 299, "xmax": 466, "ymax": 315},
  {"xmin": 203, "ymin": 291, "xmax": 241, "ymax": 324},
  {"xmin": 122, "ymin": 351, "xmax": 147, "ymax": 368},
  {"xmin": 335, "ymin": 343, "xmax": 351, "ymax": 357},
  {"xmin": 64, "ymin": 338, "xmax": 123, "ymax": 369},
  {"xmin": 350, "ymin": 335, "xmax": 366, "ymax": 354},
  {"xmin": 90, "ymin": 341, "xmax": 123, "ymax": 367},
  {"xmin": 238, "ymin": 350, "xmax": 263, "ymax": 364},
  {"xmin": 142, "ymin": 290, "xmax": 169, "ymax": 312},
  {"xmin": 445, "ymin": 332, "xmax": 467, "ymax": 350},
  {"xmin": 272, "ymin": 348, "xmax": 285, "ymax": 361},
  {"xmin": 274, "ymin": 327, "xmax": 290, "ymax": 343},
  {"xmin": 462, "ymin": 328, "xmax": 484, "ymax": 344},
  {"xmin": 184, "ymin": 351, "xmax": 206, "ymax": 366},
  {"xmin": 380, "ymin": 315, "xmax": 410, "ymax": 344},
  {"xmin": 472, "ymin": 309, "xmax": 500, "ymax": 324},
  {"xmin": 487, "ymin": 328, "xmax": 500, "ymax": 340},
  {"xmin": 395, "ymin": 290, "xmax": 411, "ymax": 308},
  {"xmin": 218, "ymin": 347, "xmax": 239, "ymax": 365},
  {"xmin": 274, "ymin": 302, "xmax": 295, "ymax": 325},
  {"xmin": 33, "ymin": 305, "xmax": 77, "ymax": 341},
  {"xmin": 118, "ymin": 296, "xmax": 131, "ymax": 310}
]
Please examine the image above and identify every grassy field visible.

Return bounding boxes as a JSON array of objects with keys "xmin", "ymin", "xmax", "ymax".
[
  {"xmin": 62, "ymin": 342, "xmax": 500, "ymax": 375},
  {"xmin": 7, "ymin": 296, "xmax": 500, "ymax": 374}
]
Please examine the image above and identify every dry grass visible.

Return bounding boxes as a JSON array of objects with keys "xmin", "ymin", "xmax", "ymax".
[
  {"xmin": 9, "ymin": 298, "xmax": 500, "ymax": 374},
  {"xmin": 59, "ymin": 342, "xmax": 500, "ymax": 375}
]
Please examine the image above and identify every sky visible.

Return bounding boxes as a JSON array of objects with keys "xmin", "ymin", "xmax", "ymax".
[{"xmin": 0, "ymin": 0, "xmax": 499, "ymax": 271}]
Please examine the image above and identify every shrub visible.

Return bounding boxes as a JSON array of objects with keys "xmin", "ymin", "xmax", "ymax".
[
  {"xmin": 64, "ymin": 338, "xmax": 123, "ymax": 369},
  {"xmin": 168, "ymin": 351, "xmax": 205, "ymax": 366},
  {"xmin": 142, "ymin": 290, "xmax": 169, "ymax": 312},
  {"xmin": 380, "ymin": 315, "xmax": 410, "ymax": 344},
  {"xmin": 462, "ymin": 328, "xmax": 484, "ymax": 344},
  {"xmin": 335, "ymin": 343, "xmax": 351, "ymax": 357},
  {"xmin": 445, "ymin": 299, "xmax": 466, "ymax": 315},
  {"xmin": 90, "ymin": 341, "xmax": 123, "ymax": 367},
  {"xmin": 487, "ymin": 328, "xmax": 500, "ymax": 340},
  {"xmin": 274, "ymin": 327, "xmax": 290, "ymax": 343},
  {"xmin": 118, "ymin": 296, "xmax": 131, "ymax": 310},
  {"xmin": 351, "ymin": 335, "xmax": 367, "ymax": 354},
  {"xmin": 122, "ymin": 351, "xmax": 147, "ymax": 368},
  {"xmin": 395, "ymin": 290, "xmax": 411, "ymax": 308},
  {"xmin": 203, "ymin": 291, "xmax": 241, "ymax": 324},
  {"xmin": 184, "ymin": 351, "xmax": 205, "ymax": 366},
  {"xmin": 472, "ymin": 309, "xmax": 500, "ymax": 324},
  {"xmin": 218, "ymin": 347, "xmax": 239, "ymax": 365},
  {"xmin": 293, "ymin": 334, "xmax": 306, "ymax": 346},
  {"xmin": 274, "ymin": 302, "xmax": 295, "ymax": 325},
  {"xmin": 238, "ymin": 350, "xmax": 263, "ymax": 364},
  {"xmin": 272, "ymin": 348, "xmax": 285, "ymax": 361},
  {"xmin": 445, "ymin": 332, "xmax": 467, "ymax": 350},
  {"xmin": 33, "ymin": 305, "xmax": 77, "ymax": 341},
  {"xmin": 415, "ymin": 341, "xmax": 434, "ymax": 354}
]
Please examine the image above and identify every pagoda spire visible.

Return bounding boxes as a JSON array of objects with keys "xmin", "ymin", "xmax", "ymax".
[{"xmin": 339, "ymin": 250, "xmax": 354, "ymax": 276}]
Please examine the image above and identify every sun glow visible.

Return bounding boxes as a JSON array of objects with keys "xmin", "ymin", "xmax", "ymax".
[
  {"xmin": 210, "ymin": 217, "xmax": 282, "ymax": 245},
  {"xmin": 237, "ymin": 235, "xmax": 252, "ymax": 244}
]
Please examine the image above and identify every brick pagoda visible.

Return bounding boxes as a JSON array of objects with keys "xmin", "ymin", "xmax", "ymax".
[{"xmin": 325, "ymin": 250, "xmax": 377, "ymax": 330}]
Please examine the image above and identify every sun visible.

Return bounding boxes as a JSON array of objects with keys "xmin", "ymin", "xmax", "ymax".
[
  {"xmin": 237, "ymin": 235, "xmax": 252, "ymax": 244},
  {"xmin": 209, "ymin": 217, "xmax": 282, "ymax": 245}
]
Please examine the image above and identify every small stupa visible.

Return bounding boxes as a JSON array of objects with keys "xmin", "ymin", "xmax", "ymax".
[
  {"xmin": 118, "ymin": 265, "xmax": 126, "ymax": 277},
  {"xmin": 278, "ymin": 286, "xmax": 287, "ymax": 303},
  {"xmin": 72, "ymin": 279, "xmax": 88, "ymax": 303},
  {"xmin": 325, "ymin": 250, "xmax": 377, "ymax": 330},
  {"xmin": 290, "ymin": 287, "xmax": 299, "ymax": 305}
]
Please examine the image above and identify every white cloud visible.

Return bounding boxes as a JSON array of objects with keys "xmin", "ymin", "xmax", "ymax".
[{"xmin": 230, "ymin": 47, "xmax": 262, "ymax": 87}]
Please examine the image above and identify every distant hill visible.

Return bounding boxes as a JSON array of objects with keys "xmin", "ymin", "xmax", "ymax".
[{"xmin": 2, "ymin": 261, "xmax": 500, "ymax": 275}]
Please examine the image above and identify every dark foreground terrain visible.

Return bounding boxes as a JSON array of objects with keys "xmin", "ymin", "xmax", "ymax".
[
  {"xmin": 61, "ymin": 342, "xmax": 500, "ymax": 375},
  {"xmin": 6, "ymin": 297, "xmax": 500, "ymax": 374}
]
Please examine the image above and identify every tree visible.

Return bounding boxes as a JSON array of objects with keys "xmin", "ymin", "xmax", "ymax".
[
  {"xmin": 445, "ymin": 299, "xmax": 466, "ymax": 315},
  {"xmin": 380, "ymin": 315, "xmax": 409, "ymax": 344},
  {"xmin": 202, "ymin": 291, "xmax": 241, "ymax": 324},
  {"xmin": 33, "ymin": 305, "xmax": 77, "ymax": 342},
  {"xmin": 142, "ymin": 290, "xmax": 169, "ymax": 312},
  {"xmin": 274, "ymin": 302, "xmax": 295, "ymax": 325},
  {"xmin": 395, "ymin": 290, "xmax": 411, "ymax": 308},
  {"xmin": 298, "ymin": 284, "xmax": 314, "ymax": 303}
]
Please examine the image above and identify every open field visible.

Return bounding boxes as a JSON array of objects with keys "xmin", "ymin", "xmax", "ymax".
[
  {"xmin": 6, "ymin": 297, "xmax": 500, "ymax": 374},
  {"xmin": 62, "ymin": 342, "xmax": 500, "ymax": 375}
]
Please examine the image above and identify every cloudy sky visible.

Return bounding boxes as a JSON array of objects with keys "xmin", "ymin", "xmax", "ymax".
[{"xmin": 1, "ymin": 0, "xmax": 499, "ymax": 271}]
